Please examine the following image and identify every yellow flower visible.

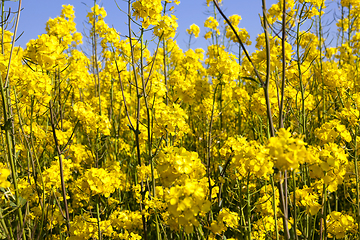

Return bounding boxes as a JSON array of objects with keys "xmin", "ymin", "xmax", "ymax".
[
  {"xmin": 154, "ymin": 14, "xmax": 178, "ymax": 39},
  {"xmin": 268, "ymin": 128, "xmax": 308, "ymax": 171},
  {"xmin": 206, "ymin": 0, "xmax": 222, "ymax": 7},
  {"xmin": 326, "ymin": 211, "xmax": 358, "ymax": 238},
  {"xmin": 186, "ymin": 24, "xmax": 200, "ymax": 38},
  {"xmin": 204, "ymin": 31, "xmax": 212, "ymax": 39},
  {"xmin": 204, "ymin": 16, "xmax": 219, "ymax": 30},
  {"xmin": 132, "ymin": 0, "xmax": 163, "ymax": 28},
  {"xmin": 224, "ymin": 14, "xmax": 251, "ymax": 45},
  {"xmin": 0, "ymin": 163, "xmax": 10, "ymax": 188}
]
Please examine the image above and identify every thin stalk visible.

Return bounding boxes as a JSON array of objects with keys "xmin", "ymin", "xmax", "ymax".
[
  {"xmin": 292, "ymin": 170, "xmax": 298, "ymax": 240},
  {"xmin": 261, "ymin": 0, "xmax": 275, "ymax": 137},
  {"xmin": 278, "ymin": 171, "xmax": 290, "ymax": 240},
  {"xmin": 246, "ymin": 173, "xmax": 252, "ymax": 240},
  {"xmin": 347, "ymin": 3, "xmax": 351, "ymax": 45},
  {"xmin": 306, "ymin": 214, "xmax": 310, "ymax": 239},
  {"xmin": 140, "ymin": 28, "xmax": 161, "ymax": 240},
  {"xmin": 0, "ymin": 75, "xmax": 26, "ymax": 240},
  {"xmin": 279, "ymin": 0, "xmax": 286, "ymax": 129},
  {"xmin": 92, "ymin": 0, "xmax": 102, "ymax": 116},
  {"xmin": 237, "ymin": 179, "xmax": 246, "ymax": 239},
  {"xmin": 3, "ymin": 0, "xmax": 22, "ymax": 88},
  {"xmin": 49, "ymin": 101, "xmax": 70, "ymax": 235},
  {"xmin": 270, "ymin": 175, "xmax": 279, "ymax": 240},
  {"xmin": 113, "ymin": 52, "xmax": 134, "ymax": 131},
  {"xmin": 319, "ymin": 182, "xmax": 328, "ymax": 240},
  {"xmin": 163, "ymin": 36, "xmax": 169, "ymax": 146},
  {"xmin": 1, "ymin": 0, "xmax": 4, "ymax": 54},
  {"xmin": 212, "ymin": 0, "xmax": 265, "ymax": 87},
  {"xmin": 260, "ymin": 0, "xmax": 289, "ymax": 238},
  {"xmin": 163, "ymin": 4, "xmax": 168, "ymax": 107},
  {"xmin": 354, "ymin": 127, "xmax": 360, "ymax": 236},
  {"xmin": 110, "ymin": 77, "xmax": 115, "ymax": 121},
  {"xmin": 0, "ymin": 208, "xmax": 11, "ymax": 240},
  {"xmin": 127, "ymin": 1, "xmax": 148, "ymax": 239},
  {"xmin": 237, "ymin": 46, "xmax": 242, "ymax": 135},
  {"xmin": 1, "ymin": 4, "xmax": 25, "ymax": 238},
  {"xmin": 5, "ymin": 217, "xmax": 14, "ymax": 240},
  {"xmin": 296, "ymin": 6, "xmax": 306, "ymax": 138},
  {"xmin": 204, "ymin": 84, "xmax": 219, "ymax": 239},
  {"xmin": 14, "ymin": 87, "xmax": 46, "ymax": 239},
  {"xmin": 207, "ymin": 85, "xmax": 219, "ymax": 203},
  {"xmin": 96, "ymin": 196, "xmax": 102, "ymax": 240},
  {"xmin": 318, "ymin": 4, "xmax": 325, "ymax": 124},
  {"xmin": 340, "ymin": 5, "xmax": 344, "ymax": 45}
]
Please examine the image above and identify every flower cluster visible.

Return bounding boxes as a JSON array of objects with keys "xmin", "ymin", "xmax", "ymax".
[
  {"xmin": 25, "ymin": 34, "xmax": 66, "ymax": 70},
  {"xmin": 268, "ymin": 128, "xmax": 308, "ymax": 170},
  {"xmin": 224, "ymin": 15, "xmax": 251, "ymax": 45},
  {"xmin": 157, "ymin": 146, "xmax": 205, "ymax": 186},
  {"xmin": 132, "ymin": 0, "xmax": 163, "ymax": 28},
  {"xmin": 165, "ymin": 178, "xmax": 211, "ymax": 234},
  {"xmin": 1, "ymin": 1, "xmax": 360, "ymax": 240},
  {"xmin": 0, "ymin": 163, "xmax": 10, "ymax": 188},
  {"xmin": 326, "ymin": 211, "xmax": 357, "ymax": 238},
  {"xmin": 186, "ymin": 24, "xmax": 200, "ymax": 38}
]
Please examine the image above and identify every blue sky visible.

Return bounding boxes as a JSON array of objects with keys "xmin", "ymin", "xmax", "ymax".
[{"xmin": 5, "ymin": 0, "xmax": 339, "ymax": 54}]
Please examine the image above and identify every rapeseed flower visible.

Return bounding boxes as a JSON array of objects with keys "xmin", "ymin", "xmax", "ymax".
[{"xmin": 186, "ymin": 24, "xmax": 200, "ymax": 38}]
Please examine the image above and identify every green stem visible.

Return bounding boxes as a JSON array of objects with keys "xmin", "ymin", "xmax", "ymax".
[
  {"xmin": 246, "ymin": 173, "xmax": 252, "ymax": 240},
  {"xmin": 0, "ymin": 207, "xmax": 11, "ymax": 240},
  {"xmin": 0, "ymin": 3, "xmax": 25, "ymax": 237},
  {"xmin": 296, "ymin": 8, "xmax": 306, "ymax": 138},
  {"xmin": 96, "ymin": 196, "xmax": 102, "ymax": 240},
  {"xmin": 14, "ymin": 88, "xmax": 46, "ymax": 239},
  {"xmin": 49, "ymin": 101, "xmax": 70, "ymax": 235},
  {"xmin": 261, "ymin": 0, "xmax": 275, "ymax": 137},
  {"xmin": 292, "ymin": 170, "xmax": 298, "ymax": 240},
  {"xmin": 271, "ymin": 175, "xmax": 279, "ymax": 240},
  {"xmin": 320, "ymin": 180, "xmax": 328, "ymax": 240},
  {"xmin": 127, "ymin": 1, "xmax": 148, "ymax": 239},
  {"xmin": 278, "ymin": 170, "xmax": 290, "ymax": 240},
  {"xmin": 318, "ymin": 4, "xmax": 325, "ymax": 124},
  {"xmin": 92, "ymin": 0, "xmax": 102, "ymax": 116},
  {"xmin": 0, "ymin": 74, "xmax": 26, "ymax": 240},
  {"xmin": 354, "ymin": 127, "xmax": 360, "ymax": 236},
  {"xmin": 278, "ymin": 0, "xmax": 286, "ymax": 129}
]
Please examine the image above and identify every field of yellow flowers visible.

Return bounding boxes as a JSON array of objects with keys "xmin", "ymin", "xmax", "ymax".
[{"xmin": 1, "ymin": 0, "xmax": 360, "ymax": 239}]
